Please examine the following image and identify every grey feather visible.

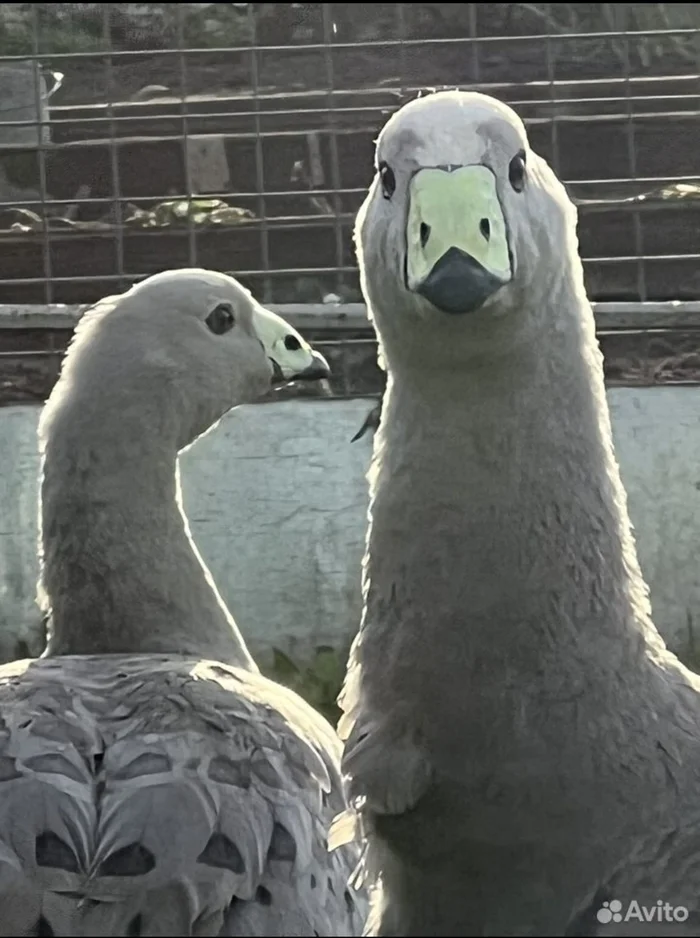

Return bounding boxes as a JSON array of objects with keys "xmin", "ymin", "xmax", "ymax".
[
  {"xmin": 350, "ymin": 401, "xmax": 382, "ymax": 443},
  {"xmin": 0, "ymin": 270, "xmax": 367, "ymax": 936},
  {"xmin": 334, "ymin": 90, "xmax": 700, "ymax": 936},
  {"xmin": 0, "ymin": 655, "xmax": 365, "ymax": 936}
]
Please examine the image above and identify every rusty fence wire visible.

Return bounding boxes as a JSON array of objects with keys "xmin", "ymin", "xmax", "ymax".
[{"xmin": 0, "ymin": 2, "xmax": 699, "ymax": 403}]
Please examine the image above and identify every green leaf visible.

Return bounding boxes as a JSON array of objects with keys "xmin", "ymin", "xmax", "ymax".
[
  {"xmin": 270, "ymin": 647, "xmax": 302, "ymax": 683},
  {"xmin": 262, "ymin": 645, "xmax": 347, "ymax": 729},
  {"xmin": 309, "ymin": 646, "xmax": 344, "ymax": 687}
]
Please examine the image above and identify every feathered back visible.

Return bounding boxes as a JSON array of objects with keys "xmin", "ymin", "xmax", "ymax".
[{"xmin": 0, "ymin": 654, "xmax": 367, "ymax": 936}]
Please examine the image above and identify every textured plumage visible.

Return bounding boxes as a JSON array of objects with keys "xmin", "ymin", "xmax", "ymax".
[
  {"xmin": 0, "ymin": 269, "xmax": 367, "ymax": 935},
  {"xmin": 0, "ymin": 655, "xmax": 362, "ymax": 936},
  {"xmin": 332, "ymin": 92, "xmax": 700, "ymax": 936}
]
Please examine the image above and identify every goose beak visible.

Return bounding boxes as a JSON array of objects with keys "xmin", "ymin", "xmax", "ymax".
[
  {"xmin": 252, "ymin": 303, "xmax": 331, "ymax": 383},
  {"xmin": 404, "ymin": 164, "xmax": 513, "ymax": 315}
]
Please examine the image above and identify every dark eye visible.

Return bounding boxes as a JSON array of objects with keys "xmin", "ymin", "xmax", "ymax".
[
  {"xmin": 378, "ymin": 161, "xmax": 396, "ymax": 200},
  {"xmin": 284, "ymin": 334, "xmax": 301, "ymax": 351},
  {"xmin": 508, "ymin": 150, "xmax": 527, "ymax": 193},
  {"xmin": 205, "ymin": 302, "xmax": 235, "ymax": 335}
]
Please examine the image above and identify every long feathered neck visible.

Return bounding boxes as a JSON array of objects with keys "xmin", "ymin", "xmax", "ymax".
[
  {"xmin": 38, "ymin": 393, "xmax": 257, "ymax": 668},
  {"xmin": 357, "ymin": 271, "xmax": 663, "ymax": 755}
]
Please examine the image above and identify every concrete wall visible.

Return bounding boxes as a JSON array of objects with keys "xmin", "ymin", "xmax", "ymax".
[{"xmin": 1, "ymin": 387, "xmax": 700, "ymax": 667}]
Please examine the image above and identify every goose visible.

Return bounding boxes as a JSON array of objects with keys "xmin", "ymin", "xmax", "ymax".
[
  {"xmin": 0, "ymin": 268, "xmax": 368, "ymax": 936},
  {"xmin": 332, "ymin": 91, "xmax": 700, "ymax": 936}
]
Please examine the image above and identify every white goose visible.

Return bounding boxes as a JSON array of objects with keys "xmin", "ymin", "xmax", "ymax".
[
  {"xmin": 333, "ymin": 91, "xmax": 700, "ymax": 937},
  {"xmin": 0, "ymin": 269, "xmax": 368, "ymax": 936}
]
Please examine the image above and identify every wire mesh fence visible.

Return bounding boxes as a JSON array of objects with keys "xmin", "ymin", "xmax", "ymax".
[{"xmin": 0, "ymin": 2, "xmax": 699, "ymax": 404}]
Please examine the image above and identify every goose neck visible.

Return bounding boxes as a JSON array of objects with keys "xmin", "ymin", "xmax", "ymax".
[
  {"xmin": 359, "ymin": 308, "xmax": 654, "ymax": 743},
  {"xmin": 39, "ymin": 409, "xmax": 257, "ymax": 668}
]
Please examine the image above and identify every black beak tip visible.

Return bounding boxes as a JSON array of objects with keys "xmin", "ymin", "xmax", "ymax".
[
  {"xmin": 417, "ymin": 246, "xmax": 508, "ymax": 315},
  {"xmin": 294, "ymin": 350, "xmax": 332, "ymax": 382},
  {"xmin": 270, "ymin": 350, "xmax": 331, "ymax": 385}
]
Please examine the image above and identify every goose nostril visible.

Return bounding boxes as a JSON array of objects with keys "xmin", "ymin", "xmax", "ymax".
[
  {"xmin": 479, "ymin": 218, "xmax": 491, "ymax": 242},
  {"xmin": 420, "ymin": 222, "xmax": 431, "ymax": 248}
]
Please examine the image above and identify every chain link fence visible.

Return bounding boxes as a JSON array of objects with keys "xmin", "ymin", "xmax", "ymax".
[{"xmin": 0, "ymin": 2, "xmax": 699, "ymax": 405}]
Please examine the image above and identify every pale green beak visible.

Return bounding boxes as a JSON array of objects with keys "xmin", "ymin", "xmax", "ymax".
[
  {"xmin": 251, "ymin": 302, "xmax": 330, "ymax": 383},
  {"xmin": 405, "ymin": 165, "xmax": 513, "ymax": 315}
]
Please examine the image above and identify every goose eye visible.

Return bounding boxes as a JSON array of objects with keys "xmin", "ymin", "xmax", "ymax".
[
  {"xmin": 508, "ymin": 150, "xmax": 527, "ymax": 193},
  {"xmin": 206, "ymin": 303, "xmax": 236, "ymax": 336},
  {"xmin": 378, "ymin": 161, "xmax": 396, "ymax": 200}
]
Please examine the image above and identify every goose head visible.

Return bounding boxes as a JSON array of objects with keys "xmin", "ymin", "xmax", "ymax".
[
  {"xmin": 355, "ymin": 90, "xmax": 581, "ymax": 370},
  {"xmin": 41, "ymin": 268, "xmax": 331, "ymax": 451}
]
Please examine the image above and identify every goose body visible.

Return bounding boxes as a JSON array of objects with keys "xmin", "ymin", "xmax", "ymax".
[
  {"xmin": 0, "ymin": 654, "xmax": 361, "ymax": 936},
  {"xmin": 333, "ymin": 92, "xmax": 700, "ymax": 936},
  {"xmin": 0, "ymin": 269, "xmax": 367, "ymax": 936}
]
